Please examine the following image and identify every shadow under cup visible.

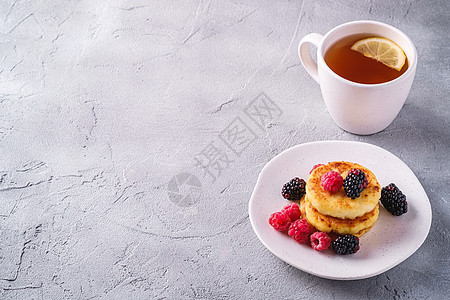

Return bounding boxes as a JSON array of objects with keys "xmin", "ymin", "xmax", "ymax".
[{"xmin": 316, "ymin": 21, "xmax": 417, "ymax": 135}]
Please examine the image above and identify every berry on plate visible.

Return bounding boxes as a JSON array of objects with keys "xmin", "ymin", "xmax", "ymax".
[
  {"xmin": 310, "ymin": 164, "xmax": 324, "ymax": 174},
  {"xmin": 281, "ymin": 203, "xmax": 301, "ymax": 222},
  {"xmin": 288, "ymin": 219, "xmax": 311, "ymax": 244},
  {"xmin": 281, "ymin": 177, "xmax": 306, "ymax": 200},
  {"xmin": 310, "ymin": 232, "xmax": 331, "ymax": 251},
  {"xmin": 343, "ymin": 169, "xmax": 369, "ymax": 199},
  {"xmin": 380, "ymin": 183, "xmax": 408, "ymax": 216},
  {"xmin": 321, "ymin": 171, "xmax": 344, "ymax": 193},
  {"xmin": 332, "ymin": 234, "xmax": 360, "ymax": 255},
  {"xmin": 269, "ymin": 212, "xmax": 291, "ymax": 232}
]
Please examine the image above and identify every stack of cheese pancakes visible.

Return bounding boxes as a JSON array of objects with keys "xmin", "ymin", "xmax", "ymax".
[{"xmin": 301, "ymin": 161, "xmax": 381, "ymax": 237}]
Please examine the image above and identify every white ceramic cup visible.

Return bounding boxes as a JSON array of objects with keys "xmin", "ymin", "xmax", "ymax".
[{"xmin": 298, "ymin": 20, "xmax": 417, "ymax": 135}]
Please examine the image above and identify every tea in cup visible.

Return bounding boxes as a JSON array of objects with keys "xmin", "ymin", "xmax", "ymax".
[{"xmin": 298, "ymin": 20, "xmax": 417, "ymax": 135}]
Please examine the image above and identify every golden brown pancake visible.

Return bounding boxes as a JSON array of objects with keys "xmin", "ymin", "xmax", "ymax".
[
  {"xmin": 301, "ymin": 195, "xmax": 379, "ymax": 237},
  {"xmin": 306, "ymin": 161, "xmax": 381, "ymax": 219}
]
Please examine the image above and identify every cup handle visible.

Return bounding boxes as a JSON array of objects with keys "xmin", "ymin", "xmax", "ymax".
[{"xmin": 298, "ymin": 33, "xmax": 323, "ymax": 84}]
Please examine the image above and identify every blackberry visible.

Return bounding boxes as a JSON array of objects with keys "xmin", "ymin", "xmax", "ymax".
[
  {"xmin": 332, "ymin": 234, "xmax": 360, "ymax": 255},
  {"xmin": 380, "ymin": 183, "xmax": 408, "ymax": 216},
  {"xmin": 343, "ymin": 169, "xmax": 368, "ymax": 199},
  {"xmin": 281, "ymin": 177, "xmax": 306, "ymax": 200}
]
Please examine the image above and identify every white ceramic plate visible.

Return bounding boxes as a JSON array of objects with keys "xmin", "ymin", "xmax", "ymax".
[{"xmin": 248, "ymin": 140, "xmax": 432, "ymax": 280}]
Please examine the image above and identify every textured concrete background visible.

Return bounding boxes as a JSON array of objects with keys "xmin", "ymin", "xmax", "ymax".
[{"xmin": 0, "ymin": 0, "xmax": 449, "ymax": 299}]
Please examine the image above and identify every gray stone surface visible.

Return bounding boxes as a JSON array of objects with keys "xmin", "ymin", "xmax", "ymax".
[{"xmin": 0, "ymin": 0, "xmax": 449, "ymax": 299}]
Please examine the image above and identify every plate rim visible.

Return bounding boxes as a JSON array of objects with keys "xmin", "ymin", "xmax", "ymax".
[{"xmin": 248, "ymin": 140, "xmax": 432, "ymax": 280}]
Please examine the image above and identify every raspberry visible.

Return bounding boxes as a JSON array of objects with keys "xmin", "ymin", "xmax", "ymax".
[
  {"xmin": 380, "ymin": 183, "xmax": 408, "ymax": 216},
  {"xmin": 281, "ymin": 203, "xmax": 301, "ymax": 222},
  {"xmin": 281, "ymin": 177, "xmax": 306, "ymax": 200},
  {"xmin": 332, "ymin": 234, "xmax": 360, "ymax": 255},
  {"xmin": 310, "ymin": 232, "xmax": 331, "ymax": 251},
  {"xmin": 321, "ymin": 171, "xmax": 344, "ymax": 193},
  {"xmin": 288, "ymin": 219, "xmax": 311, "ymax": 244},
  {"xmin": 310, "ymin": 164, "xmax": 324, "ymax": 174},
  {"xmin": 269, "ymin": 212, "xmax": 291, "ymax": 232},
  {"xmin": 343, "ymin": 169, "xmax": 369, "ymax": 199}
]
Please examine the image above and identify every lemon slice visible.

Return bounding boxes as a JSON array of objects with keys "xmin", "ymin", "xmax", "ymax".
[{"xmin": 351, "ymin": 37, "xmax": 406, "ymax": 71}]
